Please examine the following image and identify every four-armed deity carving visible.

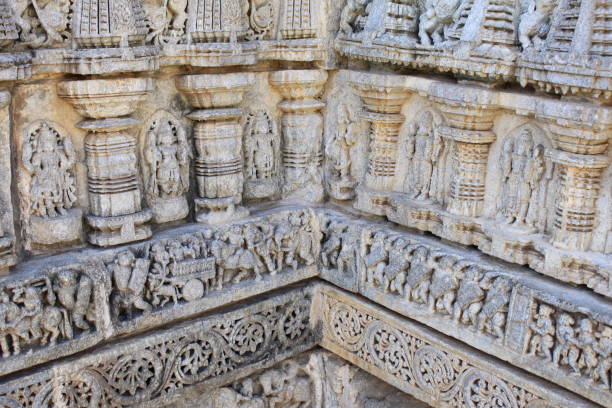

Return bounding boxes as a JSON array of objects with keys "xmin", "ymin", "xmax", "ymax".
[{"xmin": 143, "ymin": 110, "xmax": 192, "ymax": 223}]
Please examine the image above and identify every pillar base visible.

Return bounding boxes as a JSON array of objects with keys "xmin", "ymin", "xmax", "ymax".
[
  {"xmin": 195, "ymin": 197, "xmax": 249, "ymax": 225},
  {"xmin": 87, "ymin": 210, "xmax": 152, "ymax": 247}
]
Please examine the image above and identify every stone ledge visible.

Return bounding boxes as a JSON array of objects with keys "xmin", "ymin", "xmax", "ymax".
[{"xmin": 314, "ymin": 284, "xmax": 599, "ymax": 408}]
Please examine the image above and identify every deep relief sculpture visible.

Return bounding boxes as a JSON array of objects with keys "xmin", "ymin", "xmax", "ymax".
[
  {"xmin": 10, "ymin": 0, "xmax": 70, "ymax": 48},
  {"xmin": 317, "ymin": 287, "xmax": 596, "ymax": 408},
  {"xmin": 417, "ymin": 0, "xmax": 461, "ymax": 46},
  {"xmin": 142, "ymin": 110, "xmax": 192, "ymax": 223},
  {"xmin": 0, "ymin": 265, "xmax": 103, "ymax": 363},
  {"xmin": 326, "ymin": 104, "xmax": 359, "ymax": 201},
  {"xmin": 188, "ymin": 0, "xmax": 250, "ymax": 43},
  {"xmin": 280, "ymin": 0, "xmax": 318, "ymax": 39},
  {"xmin": 518, "ymin": 0, "xmax": 556, "ymax": 50},
  {"xmin": 494, "ymin": 126, "xmax": 553, "ymax": 234},
  {"xmin": 244, "ymin": 110, "xmax": 280, "ymax": 199},
  {"xmin": 0, "ymin": 288, "xmax": 315, "ymax": 407},
  {"xmin": 71, "ymin": 0, "xmax": 148, "ymax": 48},
  {"xmin": 319, "ymin": 211, "xmax": 612, "ymax": 406},
  {"xmin": 20, "ymin": 121, "xmax": 82, "ymax": 246},
  {"xmin": 106, "ymin": 209, "xmax": 320, "ymax": 324},
  {"xmin": 144, "ymin": 0, "xmax": 188, "ymax": 44},
  {"xmin": 209, "ymin": 353, "xmax": 323, "ymax": 407},
  {"xmin": 402, "ymin": 110, "xmax": 446, "ymax": 204}
]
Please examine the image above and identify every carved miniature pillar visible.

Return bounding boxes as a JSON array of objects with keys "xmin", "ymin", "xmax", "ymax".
[
  {"xmin": 537, "ymin": 104, "xmax": 611, "ymax": 252},
  {"xmin": 176, "ymin": 73, "xmax": 254, "ymax": 224},
  {"xmin": 269, "ymin": 70, "xmax": 327, "ymax": 203},
  {"xmin": 349, "ymin": 73, "xmax": 412, "ymax": 216},
  {"xmin": 0, "ymin": 90, "xmax": 15, "ymax": 273},
  {"xmin": 430, "ymin": 85, "xmax": 497, "ymax": 218},
  {"xmin": 58, "ymin": 79, "xmax": 153, "ymax": 247}
]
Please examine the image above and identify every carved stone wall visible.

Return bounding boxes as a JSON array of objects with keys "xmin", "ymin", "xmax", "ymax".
[{"xmin": 0, "ymin": 0, "xmax": 609, "ymax": 407}]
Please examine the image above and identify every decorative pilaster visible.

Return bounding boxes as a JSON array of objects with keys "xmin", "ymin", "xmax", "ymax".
[
  {"xmin": 58, "ymin": 79, "xmax": 153, "ymax": 247},
  {"xmin": 537, "ymin": 102, "xmax": 611, "ymax": 252},
  {"xmin": 0, "ymin": 90, "xmax": 15, "ymax": 273},
  {"xmin": 430, "ymin": 84, "xmax": 497, "ymax": 218},
  {"xmin": 349, "ymin": 73, "xmax": 412, "ymax": 215},
  {"xmin": 269, "ymin": 70, "xmax": 327, "ymax": 203},
  {"xmin": 176, "ymin": 73, "xmax": 254, "ymax": 224}
]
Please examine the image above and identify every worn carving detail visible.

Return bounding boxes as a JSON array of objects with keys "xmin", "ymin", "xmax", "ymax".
[
  {"xmin": 0, "ymin": 288, "xmax": 315, "ymax": 407},
  {"xmin": 270, "ymin": 70, "xmax": 328, "ymax": 203},
  {"xmin": 72, "ymin": 0, "xmax": 148, "ymax": 48},
  {"xmin": 317, "ymin": 286, "xmax": 593, "ymax": 408},
  {"xmin": 326, "ymin": 104, "xmax": 359, "ymax": 201},
  {"xmin": 142, "ymin": 110, "xmax": 191, "ymax": 223},
  {"xmin": 244, "ymin": 110, "xmax": 279, "ymax": 199},
  {"xmin": 0, "ymin": 265, "xmax": 104, "ymax": 364},
  {"xmin": 58, "ymin": 78, "xmax": 153, "ymax": 247},
  {"xmin": 20, "ymin": 121, "xmax": 82, "ymax": 246},
  {"xmin": 177, "ymin": 73, "xmax": 254, "ymax": 225},
  {"xmin": 320, "ymin": 210, "xmax": 612, "ymax": 406}
]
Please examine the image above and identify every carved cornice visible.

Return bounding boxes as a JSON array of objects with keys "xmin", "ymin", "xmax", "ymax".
[
  {"xmin": 0, "ymin": 285, "xmax": 316, "ymax": 407},
  {"xmin": 315, "ymin": 284, "xmax": 597, "ymax": 408}
]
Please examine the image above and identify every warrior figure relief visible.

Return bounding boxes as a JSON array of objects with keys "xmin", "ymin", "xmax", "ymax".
[{"xmin": 22, "ymin": 122, "xmax": 77, "ymax": 218}]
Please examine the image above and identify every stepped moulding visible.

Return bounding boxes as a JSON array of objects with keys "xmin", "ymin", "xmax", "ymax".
[
  {"xmin": 269, "ymin": 69, "xmax": 328, "ymax": 203},
  {"xmin": 58, "ymin": 78, "xmax": 153, "ymax": 246},
  {"xmin": 177, "ymin": 73, "xmax": 255, "ymax": 225},
  {"xmin": 349, "ymin": 72, "xmax": 413, "ymax": 216}
]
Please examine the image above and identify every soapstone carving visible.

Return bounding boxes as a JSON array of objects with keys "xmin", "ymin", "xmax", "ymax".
[{"xmin": 142, "ymin": 110, "xmax": 191, "ymax": 223}]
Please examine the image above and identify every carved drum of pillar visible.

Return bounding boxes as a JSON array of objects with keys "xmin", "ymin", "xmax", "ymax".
[
  {"xmin": 269, "ymin": 70, "xmax": 328, "ymax": 203},
  {"xmin": 71, "ymin": 0, "xmax": 148, "ymax": 48},
  {"xmin": 430, "ymin": 86, "xmax": 497, "ymax": 218},
  {"xmin": 176, "ymin": 73, "xmax": 254, "ymax": 224},
  {"xmin": 348, "ymin": 73, "xmax": 412, "ymax": 216},
  {"xmin": 57, "ymin": 78, "xmax": 153, "ymax": 246}
]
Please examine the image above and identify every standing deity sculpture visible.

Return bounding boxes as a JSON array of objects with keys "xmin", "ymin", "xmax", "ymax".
[
  {"xmin": 518, "ymin": 0, "xmax": 556, "ymax": 50},
  {"xmin": 21, "ymin": 121, "xmax": 82, "ymax": 246},
  {"xmin": 497, "ymin": 129, "xmax": 548, "ymax": 232},
  {"xmin": 326, "ymin": 104, "xmax": 358, "ymax": 200},
  {"xmin": 404, "ymin": 111, "xmax": 444, "ymax": 202},
  {"xmin": 142, "ymin": 111, "xmax": 191, "ymax": 223},
  {"xmin": 244, "ymin": 111, "xmax": 279, "ymax": 199},
  {"xmin": 418, "ymin": 0, "xmax": 462, "ymax": 45}
]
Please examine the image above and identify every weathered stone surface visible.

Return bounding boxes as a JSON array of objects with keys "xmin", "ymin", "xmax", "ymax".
[
  {"xmin": 314, "ymin": 284, "xmax": 598, "ymax": 408},
  {"xmin": 0, "ymin": 1, "xmax": 609, "ymax": 407},
  {"xmin": 0, "ymin": 284, "xmax": 316, "ymax": 407}
]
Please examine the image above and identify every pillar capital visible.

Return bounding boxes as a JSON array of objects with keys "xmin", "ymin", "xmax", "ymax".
[
  {"xmin": 58, "ymin": 78, "xmax": 153, "ymax": 246},
  {"xmin": 177, "ymin": 73, "xmax": 254, "ymax": 224}
]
